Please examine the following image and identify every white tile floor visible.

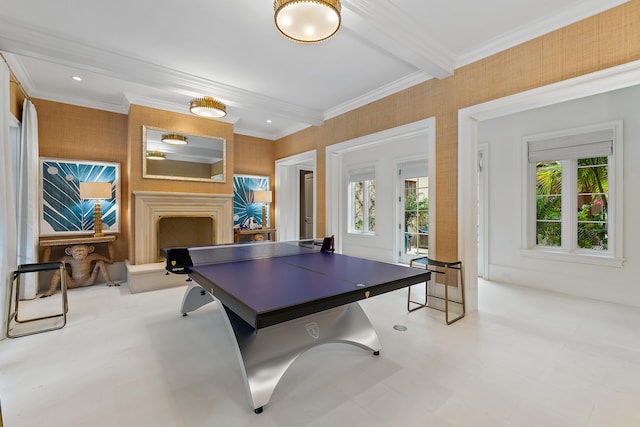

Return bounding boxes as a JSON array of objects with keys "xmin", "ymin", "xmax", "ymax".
[{"xmin": 1, "ymin": 279, "xmax": 640, "ymax": 427}]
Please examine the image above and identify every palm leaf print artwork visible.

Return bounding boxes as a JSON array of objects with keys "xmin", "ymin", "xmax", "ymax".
[
  {"xmin": 41, "ymin": 159, "xmax": 119, "ymax": 235},
  {"xmin": 233, "ymin": 175, "xmax": 269, "ymax": 228}
]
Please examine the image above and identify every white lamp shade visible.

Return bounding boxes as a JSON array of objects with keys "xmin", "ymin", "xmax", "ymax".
[
  {"xmin": 253, "ymin": 190, "xmax": 273, "ymax": 204},
  {"xmin": 80, "ymin": 182, "xmax": 112, "ymax": 200}
]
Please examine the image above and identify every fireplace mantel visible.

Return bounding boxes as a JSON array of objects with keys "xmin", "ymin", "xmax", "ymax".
[{"xmin": 133, "ymin": 191, "xmax": 233, "ymax": 265}]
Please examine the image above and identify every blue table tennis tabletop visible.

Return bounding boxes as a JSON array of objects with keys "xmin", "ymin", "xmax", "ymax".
[{"xmin": 185, "ymin": 241, "xmax": 430, "ymax": 329}]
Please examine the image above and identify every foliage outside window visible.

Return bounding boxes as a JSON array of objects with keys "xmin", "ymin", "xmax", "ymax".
[
  {"xmin": 405, "ymin": 182, "xmax": 429, "ymax": 231},
  {"xmin": 577, "ymin": 157, "xmax": 608, "ymax": 250},
  {"xmin": 536, "ymin": 161, "xmax": 562, "ymax": 247},
  {"xmin": 536, "ymin": 157, "xmax": 608, "ymax": 251},
  {"xmin": 351, "ymin": 179, "xmax": 375, "ymax": 233},
  {"xmin": 404, "ymin": 177, "xmax": 429, "ymax": 253}
]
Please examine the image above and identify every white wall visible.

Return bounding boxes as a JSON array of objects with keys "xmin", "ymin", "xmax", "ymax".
[
  {"xmin": 340, "ymin": 134, "xmax": 427, "ymax": 262},
  {"xmin": 479, "ymin": 84, "xmax": 640, "ymax": 307}
]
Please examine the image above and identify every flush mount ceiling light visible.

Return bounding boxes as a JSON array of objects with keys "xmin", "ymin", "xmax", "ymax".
[
  {"xmin": 189, "ymin": 96, "xmax": 227, "ymax": 118},
  {"xmin": 146, "ymin": 150, "xmax": 166, "ymax": 160},
  {"xmin": 161, "ymin": 133, "xmax": 188, "ymax": 145},
  {"xmin": 274, "ymin": 0, "xmax": 341, "ymax": 43}
]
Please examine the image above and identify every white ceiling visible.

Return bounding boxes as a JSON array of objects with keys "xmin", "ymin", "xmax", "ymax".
[{"xmin": 0, "ymin": 0, "xmax": 629, "ymax": 140}]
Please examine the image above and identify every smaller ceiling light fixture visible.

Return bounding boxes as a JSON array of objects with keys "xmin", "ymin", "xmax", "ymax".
[
  {"xmin": 274, "ymin": 0, "xmax": 341, "ymax": 43},
  {"xmin": 161, "ymin": 133, "xmax": 188, "ymax": 145},
  {"xmin": 146, "ymin": 150, "xmax": 166, "ymax": 160},
  {"xmin": 189, "ymin": 96, "xmax": 227, "ymax": 118}
]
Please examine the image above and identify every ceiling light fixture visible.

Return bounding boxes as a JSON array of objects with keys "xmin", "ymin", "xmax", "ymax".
[
  {"xmin": 189, "ymin": 96, "xmax": 227, "ymax": 118},
  {"xmin": 146, "ymin": 151, "xmax": 166, "ymax": 160},
  {"xmin": 161, "ymin": 133, "xmax": 188, "ymax": 145},
  {"xmin": 274, "ymin": 0, "xmax": 341, "ymax": 44},
  {"xmin": 71, "ymin": 76, "xmax": 83, "ymax": 81}
]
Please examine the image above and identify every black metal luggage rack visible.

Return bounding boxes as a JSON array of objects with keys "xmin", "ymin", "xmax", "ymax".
[
  {"xmin": 408, "ymin": 257, "xmax": 465, "ymax": 325},
  {"xmin": 6, "ymin": 262, "xmax": 68, "ymax": 338}
]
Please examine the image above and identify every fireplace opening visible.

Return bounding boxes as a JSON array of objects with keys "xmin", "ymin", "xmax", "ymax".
[{"xmin": 157, "ymin": 215, "xmax": 215, "ymax": 261}]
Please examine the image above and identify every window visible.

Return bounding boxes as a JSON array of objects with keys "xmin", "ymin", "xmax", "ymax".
[
  {"xmin": 348, "ymin": 166, "xmax": 375, "ymax": 233},
  {"xmin": 535, "ymin": 160, "xmax": 562, "ymax": 247},
  {"xmin": 523, "ymin": 121, "xmax": 623, "ymax": 265}
]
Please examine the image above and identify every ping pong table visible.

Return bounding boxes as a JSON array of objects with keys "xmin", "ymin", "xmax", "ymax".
[{"xmin": 168, "ymin": 240, "xmax": 430, "ymax": 413}]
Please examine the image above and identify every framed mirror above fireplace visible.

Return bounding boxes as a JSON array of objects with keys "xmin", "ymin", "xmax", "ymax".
[{"xmin": 142, "ymin": 126, "xmax": 226, "ymax": 183}]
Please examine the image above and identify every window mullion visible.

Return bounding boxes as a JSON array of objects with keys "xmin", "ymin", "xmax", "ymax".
[
  {"xmin": 562, "ymin": 160, "xmax": 577, "ymax": 252},
  {"xmin": 363, "ymin": 181, "xmax": 369, "ymax": 231},
  {"xmin": 527, "ymin": 162, "xmax": 537, "ymax": 248}
]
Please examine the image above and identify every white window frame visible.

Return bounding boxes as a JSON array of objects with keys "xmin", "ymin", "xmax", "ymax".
[
  {"xmin": 521, "ymin": 120, "xmax": 624, "ymax": 267},
  {"xmin": 347, "ymin": 165, "xmax": 376, "ymax": 235}
]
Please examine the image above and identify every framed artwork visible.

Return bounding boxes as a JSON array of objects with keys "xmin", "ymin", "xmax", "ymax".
[
  {"xmin": 233, "ymin": 174, "xmax": 269, "ymax": 228},
  {"xmin": 40, "ymin": 158, "xmax": 120, "ymax": 236}
]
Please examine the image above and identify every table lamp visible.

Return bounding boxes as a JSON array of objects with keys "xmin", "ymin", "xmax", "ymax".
[
  {"xmin": 80, "ymin": 182, "xmax": 112, "ymax": 237},
  {"xmin": 253, "ymin": 190, "xmax": 273, "ymax": 230}
]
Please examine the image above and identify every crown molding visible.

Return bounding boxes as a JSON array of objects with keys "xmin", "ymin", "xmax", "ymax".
[
  {"xmin": 270, "ymin": 123, "xmax": 312, "ymax": 141},
  {"xmin": 325, "ymin": 71, "xmax": 432, "ymax": 120},
  {"xmin": 26, "ymin": 89, "xmax": 129, "ymax": 114},
  {"xmin": 232, "ymin": 127, "xmax": 275, "ymax": 141},
  {"xmin": 0, "ymin": 17, "xmax": 325, "ymax": 126},
  {"xmin": 234, "ymin": 122, "xmax": 311, "ymax": 141},
  {"xmin": 456, "ymin": 0, "xmax": 631, "ymax": 68},
  {"xmin": 2, "ymin": 52, "xmax": 35, "ymax": 94}
]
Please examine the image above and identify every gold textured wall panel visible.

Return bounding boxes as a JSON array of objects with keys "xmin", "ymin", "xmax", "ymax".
[
  {"xmin": 9, "ymin": 73, "xmax": 26, "ymax": 121},
  {"xmin": 35, "ymin": 99, "xmax": 130, "ymax": 261},
  {"xmin": 276, "ymin": 1, "xmax": 640, "ymax": 260},
  {"xmin": 127, "ymin": 104, "xmax": 235, "ymax": 262}
]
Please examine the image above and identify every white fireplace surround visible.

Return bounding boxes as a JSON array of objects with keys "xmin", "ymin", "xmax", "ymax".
[{"xmin": 134, "ymin": 191, "xmax": 233, "ymax": 265}]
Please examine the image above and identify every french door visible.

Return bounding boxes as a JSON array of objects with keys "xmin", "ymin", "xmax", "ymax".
[{"xmin": 398, "ymin": 159, "xmax": 429, "ymax": 264}]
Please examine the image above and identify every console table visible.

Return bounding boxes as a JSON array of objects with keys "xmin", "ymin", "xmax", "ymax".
[
  {"xmin": 40, "ymin": 235, "xmax": 117, "ymax": 262},
  {"xmin": 234, "ymin": 229, "xmax": 277, "ymax": 243}
]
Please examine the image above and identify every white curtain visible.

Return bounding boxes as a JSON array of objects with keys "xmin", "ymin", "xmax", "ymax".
[
  {"xmin": 17, "ymin": 99, "xmax": 39, "ymax": 299},
  {"xmin": 0, "ymin": 60, "xmax": 18, "ymax": 336}
]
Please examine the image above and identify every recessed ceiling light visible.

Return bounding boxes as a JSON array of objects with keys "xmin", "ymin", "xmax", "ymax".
[
  {"xmin": 266, "ymin": 120, "xmax": 272, "ymax": 123},
  {"xmin": 71, "ymin": 76, "xmax": 83, "ymax": 81}
]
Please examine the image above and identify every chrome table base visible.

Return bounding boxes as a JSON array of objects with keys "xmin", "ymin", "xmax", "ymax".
[{"xmin": 180, "ymin": 282, "xmax": 382, "ymax": 413}]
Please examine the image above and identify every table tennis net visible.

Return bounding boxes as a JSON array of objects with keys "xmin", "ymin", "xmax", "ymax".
[{"xmin": 165, "ymin": 240, "xmax": 325, "ymax": 274}]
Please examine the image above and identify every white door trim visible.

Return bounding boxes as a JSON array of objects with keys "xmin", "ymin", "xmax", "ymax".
[
  {"xmin": 326, "ymin": 117, "xmax": 435, "ymax": 254},
  {"xmin": 275, "ymin": 150, "xmax": 317, "ymax": 241},
  {"xmin": 458, "ymin": 59, "xmax": 640, "ymax": 313},
  {"xmin": 477, "ymin": 143, "xmax": 489, "ymax": 279}
]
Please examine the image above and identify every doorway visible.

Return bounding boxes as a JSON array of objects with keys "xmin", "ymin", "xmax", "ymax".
[
  {"xmin": 299, "ymin": 170, "xmax": 314, "ymax": 239},
  {"xmin": 398, "ymin": 159, "xmax": 429, "ymax": 264},
  {"xmin": 275, "ymin": 150, "xmax": 317, "ymax": 241}
]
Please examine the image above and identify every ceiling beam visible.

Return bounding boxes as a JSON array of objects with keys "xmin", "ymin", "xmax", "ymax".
[{"xmin": 342, "ymin": 0, "xmax": 455, "ymax": 79}]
